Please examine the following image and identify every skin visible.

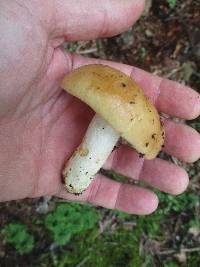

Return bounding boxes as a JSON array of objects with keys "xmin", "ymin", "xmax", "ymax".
[{"xmin": 0, "ymin": 0, "xmax": 200, "ymax": 214}]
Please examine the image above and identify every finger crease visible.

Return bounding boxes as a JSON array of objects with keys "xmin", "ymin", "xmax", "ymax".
[
  {"xmin": 99, "ymin": 6, "xmax": 109, "ymax": 37},
  {"xmin": 111, "ymin": 148, "xmax": 121, "ymax": 171},
  {"xmin": 86, "ymin": 177, "xmax": 101, "ymax": 204},
  {"xmin": 155, "ymin": 78, "xmax": 165, "ymax": 105},
  {"xmin": 114, "ymin": 183, "xmax": 123, "ymax": 210},
  {"xmin": 137, "ymin": 159, "xmax": 145, "ymax": 180}
]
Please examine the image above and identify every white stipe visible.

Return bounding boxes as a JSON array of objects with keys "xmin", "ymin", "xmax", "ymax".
[{"xmin": 63, "ymin": 114, "xmax": 120, "ymax": 194}]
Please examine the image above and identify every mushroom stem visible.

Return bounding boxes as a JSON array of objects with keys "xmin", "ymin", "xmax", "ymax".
[{"xmin": 63, "ymin": 114, "xmax": 120, "ymax": 194}]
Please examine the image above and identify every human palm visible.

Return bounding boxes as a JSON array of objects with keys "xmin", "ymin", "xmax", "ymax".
[{"xmin": 0, "ymin": 0, "xmax": 200, "ymax": 214}]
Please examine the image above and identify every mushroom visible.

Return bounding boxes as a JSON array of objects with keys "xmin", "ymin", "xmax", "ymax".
[{"xmin": 61, "ymin": 64, "xmax": 165, "ymax": 194}]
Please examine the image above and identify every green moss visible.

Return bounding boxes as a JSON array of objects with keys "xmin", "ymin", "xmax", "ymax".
[
  {"xmin": 164, "ymin": 261, "xmax": 180, "ymax": 267},
  {"xmin": 51, "ymin": 225, "xmax": 142, "ymax": 267},
  {"xmin": 2, "ymin": 223, "xmax": 35, "ymax": 255},
  {"xmin": 166, "ymin": 0, "xmax": 177, "ymax": 9},
  {"xmin": 187, "ymin": 253, "xmax": 200, "ymax": 267},
  {"xmin": 44, "ymin": 203, "xmax": 99, "ymax": 246}
]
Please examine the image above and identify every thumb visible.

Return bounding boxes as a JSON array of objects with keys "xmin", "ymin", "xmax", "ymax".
[
  {"xmin": 51, "ymin": 0, "xmax": 145, "ymax": 41},
  {"xmin": 46, "ymin": 44, "xmax": 133, "ymax": 83},
  {"xmin": 45, "ymin": 47, "xmax": 132, "ymax": 83}
]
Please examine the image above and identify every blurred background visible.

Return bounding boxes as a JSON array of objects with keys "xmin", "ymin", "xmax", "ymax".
[{"xmin": 0, "ymin": 1, "xmax": 200, "ymax": 266}]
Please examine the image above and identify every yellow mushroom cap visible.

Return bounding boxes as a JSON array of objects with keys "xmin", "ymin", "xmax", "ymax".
[{"xmin": 61, "ymin": 64, "xmax": 164, "ymax": 159}]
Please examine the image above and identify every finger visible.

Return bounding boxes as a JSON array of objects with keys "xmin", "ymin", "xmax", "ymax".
[
  {"xmin": 57, "ymin": 174, "xmax": 158, "ymax": 215},
  {"xmin": 104, "ymin": 145, "xmax": 189, "ymax": 195},
  {"xmin": 163, "ymin": 119, "xmax": 200, "ymax": 163},
  {"xmin": 62, "ymin": 54, "xmax": 200, "ymax": 120},
  {"xmin": 129, "ymin": 67, "xmax": 200, "ymax": 120},
  {"xmin": 52, "ymin": 0, "xmax": 145, "ymax": 41}
]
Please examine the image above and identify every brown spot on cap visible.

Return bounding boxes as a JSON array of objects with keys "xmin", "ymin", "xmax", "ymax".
[
  {"xmin": 152, "ymin": 133, "xmax": 156, "ymax": 139},
  {"xmin": 121, "ymin": 82, "xmax": 127, "ymax": 88}
]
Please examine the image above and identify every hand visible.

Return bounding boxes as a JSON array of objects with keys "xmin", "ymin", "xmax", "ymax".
[{"xmin": 0, "ymin": 0, "xmax": 199, "ymax": 214}]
